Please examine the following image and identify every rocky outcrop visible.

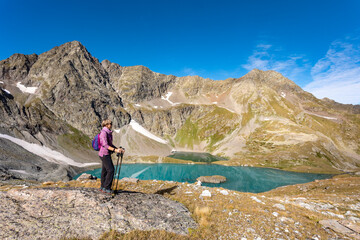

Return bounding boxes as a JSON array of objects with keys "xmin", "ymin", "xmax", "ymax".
[
  {"xmin": 0, "ymin": 41, "xmax": 131, "ymax": 137},
  {"xmin": 0, "ymin": 134, "xmax": 79, "ymax": 182},
  {"xmin": 76, "ymin": 173, "xmax": 97, "ymax": 181},
  {"xmin": 27, "ymin": 41, "xmax": 131, "ymax": 136},
  {"xmin": 319, "ymin": 219, "xmax": 360, "ymax": 239},
  {"xmin": 0, "ymin": 53, "xmax": 38, "ymax": 83},
  {"xmin": 103, "ymin": 61, "xmax": 177, "ymax": 103},
  {"xmin": 129, "ymin": 104, "xmax": 197, "ymax": 136},
  {"xmin": 0, "ymin": 188, "xmax": 197, "ymax": 239},
  {"xmin": 197, "ymin": 175, "xmax": 227, "ymax": 184}
]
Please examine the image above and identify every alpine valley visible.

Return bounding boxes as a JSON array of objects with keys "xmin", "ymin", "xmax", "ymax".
[{"xmin": 1, "ymin": 41, "xmax": 360, "ymax": 181}]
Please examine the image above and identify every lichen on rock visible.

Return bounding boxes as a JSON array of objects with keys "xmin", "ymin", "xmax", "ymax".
[{"xmin": 0, "ymin": 188, "xmax": 197, "ymax": 239}]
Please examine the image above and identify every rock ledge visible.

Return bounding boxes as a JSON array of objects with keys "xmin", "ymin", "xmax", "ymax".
[{"xmin": 0, "ymin": 187, "xmax": 197, "ymax": 239}]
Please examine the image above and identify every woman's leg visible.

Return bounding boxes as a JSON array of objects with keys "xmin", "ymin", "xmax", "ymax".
[
  {"xmin": 102, "ymin": 155, "xmax": 114, "ymax": 190},
  {"xmin": 100, "ymin": 156, "xmax": 107, "ymax": 189}
]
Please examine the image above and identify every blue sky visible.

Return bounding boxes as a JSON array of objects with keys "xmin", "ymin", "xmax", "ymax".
[{"xmin": 1, "ymin": 0, "xmax": 359, "ymax": 104}]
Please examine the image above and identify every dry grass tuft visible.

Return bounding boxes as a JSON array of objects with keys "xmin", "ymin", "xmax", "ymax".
[
  {"xmin": 194, "ymin": 206, "xmax": 211, "ymax": 217},
  {"xmin": 99, "ymin": 229, "xmax": 189, "ymax": 240},
  {"xmin": 194, "ymin": 206, "xmax": 212, "ymax": 227}
]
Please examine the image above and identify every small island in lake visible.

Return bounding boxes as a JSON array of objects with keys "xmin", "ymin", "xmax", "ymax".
[{"xmin": 197, "ymin": 175, "xmax": 227, "ymax": 184}]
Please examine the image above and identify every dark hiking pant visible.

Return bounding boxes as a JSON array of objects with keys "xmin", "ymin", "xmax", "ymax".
[{"xmin": 99, "ymin": 154, "xmax": 114, "ymax": 190}]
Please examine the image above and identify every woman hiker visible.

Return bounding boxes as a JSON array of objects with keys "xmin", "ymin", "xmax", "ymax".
[{"xmin": 99, "ymin": 119, "xmax": 125, "ymax": 194}]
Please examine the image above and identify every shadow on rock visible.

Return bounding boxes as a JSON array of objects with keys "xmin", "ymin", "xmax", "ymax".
[{"xmin": 154, "ymin": 185, "xmax": 178, "ymax": 195}]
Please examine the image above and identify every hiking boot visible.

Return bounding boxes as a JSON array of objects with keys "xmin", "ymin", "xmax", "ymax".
[
  {"xmin": 99, "ymin": 187, "xmax": 105, "ymax": 192},
  {"xmin": 103, "ymin": 188, "xmax": 114, "ymax": 195}
]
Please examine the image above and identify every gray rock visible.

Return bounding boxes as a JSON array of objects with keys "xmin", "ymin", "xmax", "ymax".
[
  {"xmin": 319, "ymin": 219, "xmax": 360, "ymax": 239},
  {"xmin": 0, "ymin": 53, "xmax": 38, "ymax": 82},
  {"xmin": 27, "ymin": 41, "xmax": 131, "ymax": 136},
  {"xmin": 273, "ymin": 203, "xmax": 286, "ymax": 211},
  {"xmin": 121, "ymin": 177, "xmax": 139, "ymax": 183},
  {"xmin": 103, "ymin": 62, "xmax": 177, "ymax": 103},
  {"xmin": 76, "ymin": 173, "xmax": 95, "ymax": 181},
  {"xmin": 0, "ymin": 188, "xmax": 197, "ymax": 239}
]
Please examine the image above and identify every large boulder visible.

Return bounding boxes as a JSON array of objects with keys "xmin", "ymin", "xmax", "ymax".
[{"xmin": 0, "ymin": 188, "xmax": 197, "ymax": 239}]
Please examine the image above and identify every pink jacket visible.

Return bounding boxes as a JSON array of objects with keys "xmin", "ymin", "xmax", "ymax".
[{"xmin": 98, "ymin": 127, "xmax": 114, "ymax": 157}]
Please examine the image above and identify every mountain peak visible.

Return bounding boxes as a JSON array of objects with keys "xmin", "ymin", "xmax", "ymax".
[
  {"xmin": 39, "ymin": 40, "xmax": 90, "ymax": 60},
  {"xmin": 62, "ymin": 40, "xmax": 85, "ymax": 49},
  {"xmin": 247, "ymin": 68, "xmax": 285, "ymax": 78},
  {"xmin": 244, "ymin": 68, "xmax": 301, "ymax": 91}
]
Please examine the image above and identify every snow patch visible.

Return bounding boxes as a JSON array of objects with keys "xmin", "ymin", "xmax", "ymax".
[
  {"xmin": 281, "ymin": 92, "xmax": 286, "ymax": 98},
  {"xmin": 135, "ymin": 104, "xmax": 141, "ymax": 107},
  {"xmin": 212, "ymin": 102, "xmax": 218, "ymax": 104},
  {"xmin": 129, "ymin": 120, "xmax": 168, "ymax": 144},
  {"xmin": 307, "ymin": 112, "xmax": 337, "ymax": 120},
  {"xmin": 161, "ymin": 92, "xmax": 174, "ymax": 105},
  {"xmin": 161, "ymin": 92, "xmax": 180, "ymax": 106},
  {"xmin": 0, "ymin": 81, "xmax": 4, "ymax": 84},
  {"xmin": 17, "ymin": 82, "xmax": 38, "ymax": 94},
  {"xmin": 113, "ymin": 129, "xmax": 121, "ymax": 133},
  {"xmin": 153, "ymin": 106, "xmax": 158, "ymax": 109},
  {"xmin": 0, "ymin": 133, "xmax": 99, "ymax": 167}
]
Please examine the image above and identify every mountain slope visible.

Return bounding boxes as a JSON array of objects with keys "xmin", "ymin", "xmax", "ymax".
[
  {"xmin": 0, "ymin": 41, "xmax": 359, "ymax": 177},
  {"xmin": 108, "ymin": 63, "xmax": 360, "ymax": 173}
]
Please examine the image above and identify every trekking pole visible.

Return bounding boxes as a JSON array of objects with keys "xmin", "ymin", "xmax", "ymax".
[
  {"xmin": 112, "ymin": 152, "xmax": 121, "ymax": 191},
  {"xmin": 114, "ymin": 151, "xmax": 124, "ymax": 194}
]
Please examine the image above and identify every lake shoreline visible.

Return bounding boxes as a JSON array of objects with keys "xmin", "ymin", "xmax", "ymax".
[
  {"xmin": 80, "ymin": 156, "xmax": 344, "ymax": 176},
  {"xmin": 76, "ymin": 163, "xmax": 334, "ymax": 193}
]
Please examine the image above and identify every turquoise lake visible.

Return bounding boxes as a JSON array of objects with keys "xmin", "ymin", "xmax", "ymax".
[{"xmin": 78, "ymin": 163, "xmax": 332, "ymax": 193}]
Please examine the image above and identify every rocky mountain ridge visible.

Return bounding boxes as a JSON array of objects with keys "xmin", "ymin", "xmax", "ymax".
[{"xmin": 1, "ymin": 41, "xmax": 360, "ymax": 180}]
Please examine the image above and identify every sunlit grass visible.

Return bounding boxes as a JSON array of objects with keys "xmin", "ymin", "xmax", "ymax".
[{"xmin": 42, "ymin": 173, "xmax": 360, "ymax": 240}]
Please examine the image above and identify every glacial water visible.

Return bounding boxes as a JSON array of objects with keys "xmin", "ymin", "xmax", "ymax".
[{"xmin": 77, "ymin": 163, "xmax": 332, "ymax": 193}]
